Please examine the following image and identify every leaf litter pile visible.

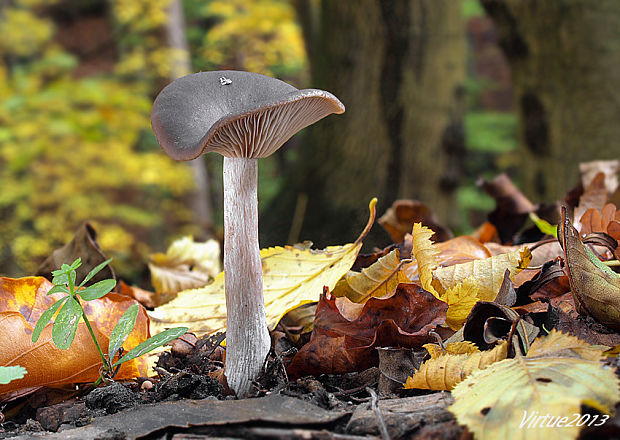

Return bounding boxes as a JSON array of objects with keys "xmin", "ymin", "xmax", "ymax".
[{"xmin": 1, "ymin": 162, "xmax": 620, "ymax": 439}]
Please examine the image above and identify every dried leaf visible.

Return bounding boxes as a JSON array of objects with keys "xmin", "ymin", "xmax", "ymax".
[
  {"xmin": 149, "ymin": 200, "xmax": 379, "ymax": 336},
  {"xmin": 379, "ymin": 199, "xmax": 452, "ymax": 243},
  {"xmin": 331, "ymin": 249, "xmax": 412, "ymax": 303},
  {"xmin": 36, "ymin": 223, "xmax": 114, "ymax": 286},
  {"xmin": 148, "ymin": 236, "xmax": 221, "ymax": 305},
  {"xmin": 560, "ymin": 206, "xmax": 620, "ymax": 330},
  {"xmin": 411, "ymin": 223, "xmax": 531, "ymax": 330},
  {"xmin": 0, "ymin": 277, "xmax": 149, "ymax": 398},
  {"xmin": 287, "ymin": 284, "xmax": 448, "ymax": 378},
  {"xmin": 404, "ymin": 341, "xmax": 508, "ymax": 390},
  {"xmin": 433, "ymin": 247, "xmax": 532, "ymax": 301},
  {"xmin": 449, "ymin": 331, "xmax": 619, "ymax": 440}
]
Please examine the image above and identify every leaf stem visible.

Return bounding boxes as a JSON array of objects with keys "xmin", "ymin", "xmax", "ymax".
[{"xmin": 77, "ymin": 298, "xmax": 111, "ymax": 373}]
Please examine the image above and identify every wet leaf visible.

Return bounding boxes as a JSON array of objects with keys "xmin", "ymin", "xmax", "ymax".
[
  {"xmin": 52, "ymin": 296, "xmax": 82, "ymax": 350},
  {"xmin": 109, "ymin": 304, "xmax": 139, "ymax": 361},
  {"xmin": 560, "ymin": 206, "xmax": 620, "ymax": 330},
  {"xmin": 404, "ymin": 341, "xmax": 508, "ymax": 391},
  {"xmin": 449, "ymin": 331, "xmax": 619, "ymax": 440},
  {"xmin": 113, "ymin": 327, "xmax": 188, "ymax": 367}
]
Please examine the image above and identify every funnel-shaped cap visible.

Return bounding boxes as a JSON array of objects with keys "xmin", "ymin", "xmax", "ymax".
[{"xmin": 151, "ymin": 70, "xmax": 345, "ymax": 161}]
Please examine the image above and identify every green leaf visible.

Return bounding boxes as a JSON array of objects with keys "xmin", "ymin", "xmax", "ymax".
[
  {"xmin": 70, "ymin": 258, "xmax": 82, "ymax": 270},
  {"xmin": 112, "ymin": 327, "xmax": 188, "ymax": 367},
  {"xmin": 32, "ymin": 297, "xmax": 68, "ymax": 343},
  {"xmin": 529, "ymin": 212, "xmax": 558, "ymax": 238},
  {"xmin": 77, "ymin": 279, "xmax": 116, "ymax": 301},
  {"xmin": 108, "ymin": 304, "xmax": 139, "ymax": 361},
  {"xmin": 0, "ymin": 365, "xmax": 27, "ymax": 384},
  {"xmin": 79, "ymin": 258, "xmax": 113, "ymax": 288},
  {"xmin": 47, "ymin": 284, "xmax": 70, "ymax": 296},
  {"xmin": 52, "ymin": 297, "xmax": 83, "ymax": 349}
]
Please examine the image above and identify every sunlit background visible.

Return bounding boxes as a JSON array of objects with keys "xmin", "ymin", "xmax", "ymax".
[{"xmin": 3, "ymin": 0, "xmax": 610, "ymax": 282}]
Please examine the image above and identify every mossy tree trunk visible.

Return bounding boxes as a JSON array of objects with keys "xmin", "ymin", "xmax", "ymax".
[
  {"xmin": 262, "ymin": 0, "xmax": 466, "ymax": 248},
  {"xmin": 481, "ymin": 0, "xmax": 620, "ymax": 202}
]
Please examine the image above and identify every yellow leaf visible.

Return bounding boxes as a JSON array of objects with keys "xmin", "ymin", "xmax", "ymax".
[
  {"xmin": 411, "ymin": 223, "xmax": 441, "ymax": 297},
  {"xmin": 149, "ymin": 199, "xmax": 377, "ymax": 336},
  {"xmin": 331, "ymin": 249, "xmax": 411, "ymax": 303},
  {"xmin": 449, "ymin": 331, "xmax": 620, "ymax": 440},
  {"xmin": 148, "ymin": 236, "xmax": 221, "ymax": 305},
  {"xmin": 433, "ymin": 247, "xmax": 531, "ymax": 301},
  {"xmin": 404, "ymin": 341, "xmax": 508, "ymax": 391},
  {"xmin": 424, "ymin": 341, "xmax": 479, "ymax": 358},
  {"xmin": 443, "ymin": 277, "xmax": 481, "ymax": 330}
]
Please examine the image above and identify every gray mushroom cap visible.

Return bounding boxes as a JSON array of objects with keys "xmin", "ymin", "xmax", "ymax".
[{"xmin": 151, "ymin": 70, "xmax": 345, "ymax": 161}]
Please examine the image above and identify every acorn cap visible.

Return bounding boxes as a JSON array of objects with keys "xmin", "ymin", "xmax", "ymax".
[{"xmin": 151, "ymin": 70, "xmax": 345, "ymax": 161}]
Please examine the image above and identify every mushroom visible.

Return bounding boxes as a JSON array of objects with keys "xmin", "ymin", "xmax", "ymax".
[{"xmin": 151, "ymin": 71, "xmax": 344, "ymax": 396}]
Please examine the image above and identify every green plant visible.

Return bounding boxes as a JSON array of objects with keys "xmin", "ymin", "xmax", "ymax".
[{"xmin": 32, "ymin": 258, "xmax": 187, "ymax": 384}]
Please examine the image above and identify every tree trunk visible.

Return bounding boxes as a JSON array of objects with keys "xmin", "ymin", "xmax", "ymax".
[
  {"xmin": 481, "ymin": 0, "xmax": 620, "ymax": 202},
  {"xmin": 262, "ymin": 0, "xmax": 466, "ymax": 248},
  {"xmin": 165, "ymin": 0, "xmax": 214, "ymax": 235}
]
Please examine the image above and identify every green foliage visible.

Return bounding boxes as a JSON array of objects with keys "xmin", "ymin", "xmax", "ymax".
[
  {"xmin": 0, "ymin": 4, "xmax": 197, "ymax": 277},
  {"xmin": 466, "ymin": 112, "xmax": 518, "ymax": 154},
  {"xmin": 33, "ymin": 258, "xmax": 188, "ymax": 381}
]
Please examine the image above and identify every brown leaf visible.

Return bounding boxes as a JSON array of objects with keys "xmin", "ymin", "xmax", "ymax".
[
  {"xmin": 0, "ymin": 277, "xmax": 149, "ymax": 399},
  {"xmin": 478, "ymin": 173, "xmax": 535, "ymax": 243},
  {"xmin": 287, "ymin": 284, "xmax": 447, "ymax": 378},
  {"xmin": 119, "ymin": 281, "xmax": 157, "ymax": 309},
  {"xmin": 36, "ymin": 223, "xmax": 115, "ymax": 286},
  {"xmin": 574, "ymin": 172, "xmax": 608, "ymax": 227},
  {"xmin": 378, "ymin": 199, "xmax": 452, "ymax": 244},
  {"xmin": 560, "ymin": 206, "xmax": 620, "ymax": 330}
]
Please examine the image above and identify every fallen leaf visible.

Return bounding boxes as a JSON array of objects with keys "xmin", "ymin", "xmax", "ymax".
[
  {"xmin": 449, "ymin": 331, "xmax": 620, "ymax": 440},
  {"xmin": 331, "ymin": 249, "xmax": 412, "ymax": 303},
  {"xmin": 118, "ymin": 281, "xmax": 157, "ymax": 309},
  {"xmin": 574, "ymin": 172, "xmax": 608, "ymax": 230},
  {"xmin": 287, "ymin": 284, "xmax": 448, "ymax": 378},
  {"xmin": 36, "ymin": 223, "xmax": 115, "ymax": 286},
  {"xmin": 0, "ymin": 277, "xmax": 149, "ymax": 399},
  {"xmin": 404, "ymin": 341, "xmax": 508, "ymax": 391},
  {"xmin": 559, "ymin": 206, "xmax": 620, "ymax": 330},
  {"xmin": 432, "ymin": 247, "xmax": 531, "ymax": 301},
  {"xmin": 379, "ymin": 199, "xmax": 452, "ymax": 243},
  {"xmin": 149, "ymin": 200, "xmax": 378, "ymax": 336},
  {"xmin": 149, "ymin": 236, "xmax": 221, "ymax": 305},
  {"xmin": 411, "ymin": 223, "xmax": 531, "ymax": 329},
  {"xmin": 478, "ymin": 173, "xmax": 535, "ymax": 243}
]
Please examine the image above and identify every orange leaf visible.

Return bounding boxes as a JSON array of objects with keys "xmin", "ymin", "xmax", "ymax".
[{"xmin": 0, "ymin": 277, "xmax": 150, "ymax": 399}]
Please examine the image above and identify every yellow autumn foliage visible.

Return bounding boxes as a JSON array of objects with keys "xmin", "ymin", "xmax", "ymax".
[
  {"xmin": 404, "ymin": 340, "xmax": 508, "ymax": 390},
  {"xmin": 411, "ymin": 223, "xmax": 530, "ymax": 329},
  {"xmin": 331, "ymin": 249, "xmax": 412, "ymax": 303},
  {"xmin": 449, "ymin": 331, "xmax": 620, "ymax": 440}
]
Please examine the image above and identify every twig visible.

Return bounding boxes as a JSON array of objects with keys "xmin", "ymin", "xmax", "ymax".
[{"xmin": 366, "ymin": 387, "xmax": 390, "ymax": 440}]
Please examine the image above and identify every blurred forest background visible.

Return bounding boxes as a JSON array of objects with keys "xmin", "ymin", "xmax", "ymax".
[{"xmin": 1, "ymin": 0, "xmax": 618, "ymax": 282}]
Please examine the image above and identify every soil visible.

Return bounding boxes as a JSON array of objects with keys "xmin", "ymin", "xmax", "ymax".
[
  {"xmin": 0, "ymin": 333, "xmax": 463, "ymax": 440},
  {"xmin": 2, "ymin": 332, "xmax": 619, "ymax": 439}
]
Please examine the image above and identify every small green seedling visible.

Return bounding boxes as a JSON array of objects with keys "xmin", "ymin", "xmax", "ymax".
[{"xmin": 32, "ymin": 258, "xmax": 187, "ymax": 384}]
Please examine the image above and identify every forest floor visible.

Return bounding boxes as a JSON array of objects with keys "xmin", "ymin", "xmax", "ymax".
[
  {"xmin": 2, "ymin": 330, "xmax": 618, "ymax": 440},
  {"xmin": 1, "ymin": 342, "xmax": 463, "ymax": 440}
]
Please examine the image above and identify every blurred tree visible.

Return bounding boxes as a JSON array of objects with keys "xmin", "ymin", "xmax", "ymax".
[
  {"xmin": 481, "ymin": 0, "xmax": 620, "ymax": 202},
  {"xmin": 0, "ymin": 0, "xmax": 197, "ymax": 278},
  {"xmin": 261, "ymin": 0, "xmax": 466, "ymax": 248}
]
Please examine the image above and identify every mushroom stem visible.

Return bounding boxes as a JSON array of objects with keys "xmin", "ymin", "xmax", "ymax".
[{"xmin": 222, "ymin": 156, "xmax": 270, "ymax": 396}]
